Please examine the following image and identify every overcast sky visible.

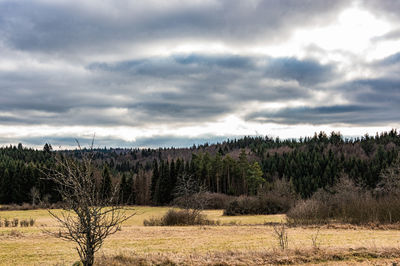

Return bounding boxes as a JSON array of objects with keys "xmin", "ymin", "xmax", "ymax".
[{"xmin": 1, "ymin": 0, "xmax": 400, "ymax": 149}]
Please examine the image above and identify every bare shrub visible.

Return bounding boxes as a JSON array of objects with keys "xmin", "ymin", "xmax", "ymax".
[
  {"xmin": 273, "ymin": 224, "xmax": 288, "ymax": 250},
  {"xmin": 142, "ymin": 217, "xmax": 162, "ymax": 226},
  {"xmin": 376, "ymin": 156, "xmax": 400, "ymax": 195},
  {"xmin": 144, "ymin": 209, "xmax": 215, "ymax": 226},
  {"xmin": 29, "ymin": 218, "xmax": 35, "ymax": 226},
  {"xmin": 4, "ymin": 218, "xmax": 10, "ymax": 227},
  {"xmin": 310, "ymin": 227, "xmax": 321, "ymax": 250},
  {"xmin": 12, "ymin": 218, "xmax": 19, "ymax": 227},
  {"xmin": 20, "ymin": 220, "xmax": 27, "ymax": 227},
  {"xmin": 9, "ymin": 230, "xmax": 22, "ymax": 237},
  {"xmin": 287, "ymin": 200, "xmax": 320, "ymax": 225},
  {"xmin": 288, "ymin": 175, "xmax": 400, "ymax": 225},
  {"xmin": 162, "ymin": 209, "xmax": 213, "ymax": 226}
]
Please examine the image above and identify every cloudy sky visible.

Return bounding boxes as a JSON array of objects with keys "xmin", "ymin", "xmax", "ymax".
[{"xmin": 1, "ymin": 0, "xmax": 400, "ymax": 148}]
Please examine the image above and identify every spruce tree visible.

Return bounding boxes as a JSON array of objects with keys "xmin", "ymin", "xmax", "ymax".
[
  {"xmin": 150, "ymin": 160, "xmax": 160, "ymax": 204},
  {"xmin": 126, "ymin": 174, "xmax": 135, "ymax": 204},
  {"xmin": 100, "ymin": 165, "xmax": 112, "ymax": 199},
  {"xmin": 119, "ymin": 173, "xmax": 128, "ymax": 204}
]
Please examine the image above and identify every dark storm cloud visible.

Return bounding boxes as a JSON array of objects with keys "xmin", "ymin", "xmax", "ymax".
[
  {"xmin": 246, "ymin": 105, "xmax": 381, "ymax": 125},
  {"xmin": 132, "ymin": 102, "xmax": 232, "ymax": 121},
  {"xmin": 0, "ymin": 70, "xmax": 127, "ymax": 113},
  {"xmin": 1, "ymin": 53, "xmax": 329, "ymax": 126},
  {"xmin": 0, "ymin": 0, "xmax": 348, "ymax": 56},
  {"xmin": 84, "ymin": 54, "xmax": 333, "ymax": 123},
  {"xmin": 246, "ymin": 77, "xmax": 400, "ymax": 125},
  {"xmin": 0, "ymin": 0, "xmax": 348, "ymax": 130},
  {"xmin": 88, "ymin": 54, "xmax": 256, "ymax": 75},
  {"xmin": 90, "ymin": 54, "xmax": 334, "ymax": 87},
  {"xmin": 373, "ymin": 52, "xmax": 400, "ymax": 67},
  {"xmin": 264, "ymin": 57, "xmax": 335, "ymax": 86},
  {"xmin": 341, "ymin": 78, "xmax": 400, "ymax": 105}
]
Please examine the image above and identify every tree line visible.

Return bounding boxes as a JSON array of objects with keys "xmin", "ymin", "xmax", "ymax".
[{"xmin": 0, "ymin": 130, "xmax": 399, "ymax": 205}]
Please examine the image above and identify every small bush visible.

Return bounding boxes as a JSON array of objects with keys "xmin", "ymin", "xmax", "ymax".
[
  {"xmin": 143, "ymin": 217, "xmax": 162, "ymax": 226},
  {"xmin": 4, "ymin": 218, "xmax": 10, "ymax": 227},
  {"xmin": 9, "ymin": 230, "xmax": 22, "ymax": 237},
  {"xmin": 273, "ymin": 224, "xmax": 288, "ymax": 250},
  {"xmin": 12, "ymin": 218, "xmax": 19, "ymax": 227},
  {"xmin": 29, "ymin": 218, "xmax": 35, "ymax": 226},
  {"xmin": 20, "ymin": 219, "xmax": 31, "ymax": 227},
  {"xmin": 0, "ymin": 217, "xmax": 35, "ymax": 227},
  {"xmin": 144, "ymin": 209, "xmax": 215, "ymax": 226}
]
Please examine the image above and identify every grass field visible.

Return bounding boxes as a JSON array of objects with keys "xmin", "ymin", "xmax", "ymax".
[{"xmin": 1, "ymin": 206, "xmax": 400, "ymax": 265}]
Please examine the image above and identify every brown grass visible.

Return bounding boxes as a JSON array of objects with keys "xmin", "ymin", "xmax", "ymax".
[
  {"xmin": 96, "ymin": 248, "xmax": 400, "ymax": 265},
  {"xmin": 1, "ymin": 207, "xmax": 400, "ymax": 265}
]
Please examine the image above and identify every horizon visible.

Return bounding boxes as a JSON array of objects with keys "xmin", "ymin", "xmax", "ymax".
[
  {"xmin": 1, "ymin": 0, "xmax": 399, "ymax": 148},
  {"xmin": 3, "ymin": 129, "xmax": 398, "ymax": 150}
]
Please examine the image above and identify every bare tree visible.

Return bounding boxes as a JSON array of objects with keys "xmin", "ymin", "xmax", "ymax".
[
  {"xmin": 376, "ymin": 156, "xmax": 400, "ymax": 195},
  {"xmin": 29, "ymin": 186, "xmax": 40, "ymax": 206},
  {"xmin": 173, "ymin": 174, "xmax": 209, "ymax": 223},
  {"xmin": 45, "ymin": 141, "xmax": 134, "ymax": 266}
]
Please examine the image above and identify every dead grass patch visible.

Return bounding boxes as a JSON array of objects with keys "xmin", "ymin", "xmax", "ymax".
[{"xmin": 96, "ymin": 248, "xmax": 400, "ymax": 265}]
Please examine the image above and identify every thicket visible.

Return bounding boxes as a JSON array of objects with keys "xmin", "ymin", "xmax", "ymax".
[
  {"xmin": 287, "ymin": 159, "xmax": 400, "ymax": 225},
  {"xmin": 173, "ymin": 192, "xmax": 234, "ymax": 210},
  {"xmin": 224, "ymin": 179, "xmax": 297, "ymax": 215}
]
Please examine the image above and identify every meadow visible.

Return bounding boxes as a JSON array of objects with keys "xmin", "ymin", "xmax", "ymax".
[{"xmin": 1, "ymin": 207, "xmax": 400, "ymax": 265}]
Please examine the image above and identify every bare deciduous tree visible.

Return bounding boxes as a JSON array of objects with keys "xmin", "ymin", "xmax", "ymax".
[
  {"xmin": 376, "ymin": 156, "xmax": 400, "ymax": 195},
  {"xmin": 173, "ymin": 174, "xmax": 209, "ymax": 223},
  {"xmin": 29, "ymin": 186, "xmax": 40, "ymax": 206},
  {"xmin": 45, "ymin": 141, "xmax": 134, "ymax": 266}
]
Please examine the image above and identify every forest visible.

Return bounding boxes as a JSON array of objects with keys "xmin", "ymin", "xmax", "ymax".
[{"xmin": 0, "ymin": 130, "xmax": 399, "ymax": 206}]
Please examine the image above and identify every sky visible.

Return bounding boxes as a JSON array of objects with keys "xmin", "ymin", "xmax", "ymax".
[{"xmin": 0, "ymin": 0, "xmax": 400, "ymax": 149}]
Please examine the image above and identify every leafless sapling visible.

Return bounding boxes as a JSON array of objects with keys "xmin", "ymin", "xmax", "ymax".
[{"xmin": 44, "ymin": 140, "xmax": 134, "ymax": 266}]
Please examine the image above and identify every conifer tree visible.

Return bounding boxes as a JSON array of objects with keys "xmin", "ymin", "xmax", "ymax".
[
  {"xmin": 150, "ymin": 160, "xmax": 159, "ymax": 203},
  {"xmin": 247, "ymin": 162, "xmax": 264, "ymax": 195},
  {"xmin": 119, "ymin": 173, "xmax": 128, "ymax": 203},
  {"xmin": 100, "ymin": 165, "xmax": 112, "ymax": 199}
]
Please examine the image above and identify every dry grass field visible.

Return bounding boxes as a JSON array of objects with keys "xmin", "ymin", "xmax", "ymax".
[{"xmin": 1, "ymin": 207, "xmax": 400, "ymax": 265}]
